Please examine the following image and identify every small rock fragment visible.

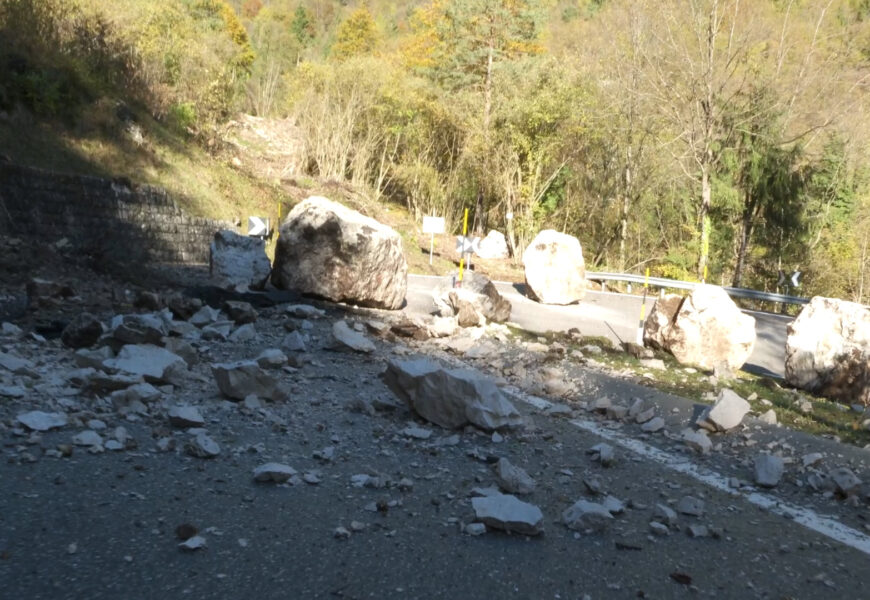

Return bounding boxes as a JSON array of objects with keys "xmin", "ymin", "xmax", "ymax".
[
  {"xmin": 677, "ymin": 496, "xmax": 705, "ymax": 517},
  {"xmin": 562, "ymin": 500, "xmax": 614, "ymax": 533},
  {"xmin": 253, "ymin": 463, "xmax": 297, "ymax": 483},
  {"xmin": 641, "ymin": 417, "xmax": 665, "ymax": 433},
  {"xmin": 186, "ymin": 433, "xmax": 220, "ymax": 458},
  {"xmin": 754, "ymin": 453, "xmax": 785, "ymax": 488},
  {"xmin": 495, "ymin": 458, "xmax": 536, "ymax": 495},
  {"xmin": 178, "ymin": 535, "xmax": 207, "ymax": 551},
  {"xmin": 471, "ymin": 494, "xmax": 543, "ymax": 536}
]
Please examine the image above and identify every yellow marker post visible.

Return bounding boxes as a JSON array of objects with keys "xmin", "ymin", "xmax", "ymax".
[
  {"xmin": 457, "ymin": 208, "xmax": 469, "ymax": 287},
  {"xmin": 637, "ymin": 267, "xmax": 650, "ymax": 344}
]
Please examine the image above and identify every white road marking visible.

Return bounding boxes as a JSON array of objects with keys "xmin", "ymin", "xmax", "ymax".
[{"xmin": 508, "ymin": 387, "xmax": 870, "ymax": 557}]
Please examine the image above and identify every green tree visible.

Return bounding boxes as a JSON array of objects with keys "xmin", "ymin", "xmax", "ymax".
[
  {"xmin": 331, "ymin": 6, "xmax": 380, "ymax": 61},
  {"xmin": 291, "ymin": 5, "xmax": 315, "ymax": 46}
]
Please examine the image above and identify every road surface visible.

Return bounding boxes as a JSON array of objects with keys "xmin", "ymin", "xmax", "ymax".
[{"xmin": 407, "ymin": 274, "xmax": 792, "ymax": 378}]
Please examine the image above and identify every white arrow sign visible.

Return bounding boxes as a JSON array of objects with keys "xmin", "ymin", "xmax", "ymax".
[{"xmin": 248, "ymin": 216, "xmax": 268, "ymax": 237}]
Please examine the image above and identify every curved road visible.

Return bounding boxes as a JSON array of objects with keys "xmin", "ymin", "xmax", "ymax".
[{"xmin": 406, "ymin": 274, "xmax": 791, "ymax": 378}]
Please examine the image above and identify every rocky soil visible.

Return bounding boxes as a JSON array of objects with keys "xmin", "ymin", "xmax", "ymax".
[{"xmin": 2, "ymin": 242, "xmax": 870, "ymax": 600}]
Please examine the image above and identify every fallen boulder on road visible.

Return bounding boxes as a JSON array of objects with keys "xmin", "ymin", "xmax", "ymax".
[
  {"xmin": 644, "ymin": 285, "xmax": 756, "ymax": 371},
  {"xmin": 271, "ymin": 196, "xmax": 407, "ymax": 310},
  {"xmin": 785, "ymin": 296, "xmax": 870, "ymax": 406},
  {"xmin": 211, "ymin": 360, "xmax": 285, "ymax": 401},
  {"xmin": 382, "ymin": 358, "xmax": 523, "ymax": 431},
  {"xmin": 522, "ymin": 229, "xmax": 586, "ymax": 305}
]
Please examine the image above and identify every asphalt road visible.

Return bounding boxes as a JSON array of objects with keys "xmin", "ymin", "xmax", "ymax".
[{"xmin": 406, "ymin": 274, "xmax": 792, "ymax": 378}]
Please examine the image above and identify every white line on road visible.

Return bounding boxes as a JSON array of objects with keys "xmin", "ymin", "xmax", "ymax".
[{"xmin": 511, "ymin": 388, "xmax": 870, "ymax": 557}]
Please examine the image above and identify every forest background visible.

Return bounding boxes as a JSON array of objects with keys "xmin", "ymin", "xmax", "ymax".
[{"xmin": 2, "ymin": 0, "xmax": 870, "ymax": 303}]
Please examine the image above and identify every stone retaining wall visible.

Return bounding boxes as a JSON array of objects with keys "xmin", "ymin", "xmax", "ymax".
[{"xmin": 0, "ymin": 162, "xmax": 230, "ymax": 264}]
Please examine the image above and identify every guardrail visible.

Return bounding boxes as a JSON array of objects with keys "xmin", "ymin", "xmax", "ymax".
[{"xmin": 586, "ymin": 272, "xmax": 809, "ymax": 306}]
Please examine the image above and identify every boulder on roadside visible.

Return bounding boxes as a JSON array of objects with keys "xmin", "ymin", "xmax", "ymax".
[
  {"xmin": 61, "ymin": 313, "xmax": 104, "ymax": 349},
  {"xmin": 522, "ymin": 230, "xmax": 586, "ymax": 305},
  {"xmin": 382, "ymin": 358, "xmax": 523, "ymax": 431},
  {"xmin": 271, "ymin": 197, "xmax": 407, "ymax": 310},
  {"xmin": 643, "ymin": 285, "xmax": 756, "ymax": 371},
  {"xmin": 562, "ymin": 499, "xmax": 614, "ymax": 533},
  {"xmin": 784, "ymin": 296, "xmax": 870, "ymax": 406},
  {"xmin": 209, "ymin": 229, "xmax": 271, "ymax": 293},
  {"xmin": 434, "ymin": 271, "xmax": 511, "ymax": 325},
  {"xmin": 475, "ymin": 230, "xmax": 510, "ymax": 260}
]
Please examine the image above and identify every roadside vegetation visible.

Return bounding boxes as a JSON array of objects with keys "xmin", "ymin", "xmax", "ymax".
[{"xmin": 3, "ymin": 0, "xmax": 870, "ymax": 303}]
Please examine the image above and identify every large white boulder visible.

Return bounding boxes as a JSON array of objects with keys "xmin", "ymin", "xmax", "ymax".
[
  {"xmin": 522, "ymin": 230, "xmax": 585, "ymax": 304},
  {"xmin": 475, "ymin": 230, "xmax": 510, "ymax": 259},
  {"xmin": 644, "ymin": 285, "xmax": 756, "ymax": 371},
  {"xmin": 271, "ymin": 197, "xmax": 407, "ymax": 310},
  {"xmin": 382, "ymin": 358, "xmax": 523, "ymax": 431},
  {"xmin": 785, "ymin": 296, "xmax": 870, "ymax": 405},
  {"xmin": 209, "ymin": 230, "xmax": 271, "ymax": 292}
]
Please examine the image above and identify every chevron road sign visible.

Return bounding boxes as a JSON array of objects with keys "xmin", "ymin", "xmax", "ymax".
[{"xmin": 248, "ymin": 216, "xmax": 269, "ymax": 237}]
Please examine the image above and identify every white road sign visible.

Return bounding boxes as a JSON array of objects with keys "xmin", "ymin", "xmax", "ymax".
[
  {"xmin": 248, "ymin": 216, "xmax": 269, "ymax": 237},
  {"xmin": 422, "ymin": 216, "xmax": 446, "ymax": 234}
]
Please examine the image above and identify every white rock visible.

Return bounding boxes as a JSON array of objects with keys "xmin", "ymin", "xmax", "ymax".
[
  {"xmin": 785, "ymin": 296, "xmax": 870, "ymax": 405},
  {"xmin": 72, "ymin": 430, "xmax": 103, "ymax": 447},
  {"xmin": 681, "ymin": 429, "xmax": 712, "ymax": 454},
  {"xmin": 649, "ymin": 522, "xmax": 670, "ymax": 536},
  {"xmin": 383, "ymin": 358, "xmax": 523, "ymax": 431},
  {"xmin": 17, "ymin": 411, "xmax": 68, "ymax": 432},
  {"xmin": 332, "ymin": 320, "xmax": 375, "ymax": 353},
  {"xmin": 228, "ymin": 323, "xmax": 257, "ymax": 343},
  {"xmin": 464, "ymin": 522, "xmax": 487, "ymax": 536},
  {"xmin": 653, "ymin": 503, "xmax": 678, "ymax": 526},
  {"xmin": 102, "ymin": 344, "xmax": 186, "ymax": 384},
  {"xmin": 210, "ymin": 229, "xmax": 271, "ymax": 292},
  {"xmin": 401, "ymin": 426, "xmax": 432, "ymax": 440},
  {"xmin": 168, "ymin": 405, "xmax": 205, "ymax": 428},
  {"xmin": 475, "ymin": 230, "xmax": 510, "ymax": 259},
  {"xmin": 677, "ymin": 496, "xmax": 705, "ymax": 517},
  {"xmin": 272, "ymin": 197, "xmax": 408, "ymax": 310},
  {"xmin": 644, "ymin": 286, "xmax": 756, "ymax": 371},
  {"xmin": 522, "ymin": 230, "xmax": 586, "ymax": 305},
  {"xmin": 178, "ymin": 535, "xmax": 207, "ymax": 551},
  {"xmin": 253, "ymin": 463, "xmax": 297, "ymax": 483},
  {"xmin": 602, "ymin": 495, "xmax": 625, "ymax": 515},
  {"xmin": 562, "ymin": 500, "xmax": 613, "ymax": 532},
  {"xmin": 588, "ymin": 443, "xmax": 616, "ymax": 467},
  {"xmin": 495, "ymin": 458, "xmax": 536, "ymax": 495},
  {"xmin": 256, "ymin": 349, "xmax": 287, "ymax": 368},
  {"xmin": 0, "ymin": 351, "xmax": 36, "ymax": 376},
  {"xmin": 698, "ymin": 389, "xmax": 750, "ymax": 432},
  {"xmin": 802, "ymin": 453, "xmax": 824, "ymax": 468},
  {"xmin": 829, "ymin": 467, "xmax": 862, "ymax": 495},
  {"xmin": 187, "ymin": 433, "xmax": 220, "ymax": 458},
  {"xmin": 189, "ymin": 305, "xmax": 221, "ymax": 327},
  {"xmin": 471, "ymin": 494, "xmax": 543, "ymax": 536},
  {"xmin": 211, "ymin": 360, "xmax": 283, "ymax": 401},
  {"xmin": 282, "ymin": 331, "xmax": 308, "ymax": 352},
  {"xmin": 754, "ymin": 453, "xmax": 785, "ymax": 487},
  {"xmin": 758, "ymin": 409, "xmax": 778, "ymax": 425}
]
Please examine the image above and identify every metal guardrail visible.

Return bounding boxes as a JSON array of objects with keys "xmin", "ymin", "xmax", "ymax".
[{"xmin": 586, "ymin": 272, "xmax": 809, "ymax": 305}]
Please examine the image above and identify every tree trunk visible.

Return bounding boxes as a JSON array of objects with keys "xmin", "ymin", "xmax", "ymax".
[
  {"xmin": 619, "ymin": 147, "xmax": 632, "ymax": 272},
  {"xmin": 697, "ymin": 167, "xmax": 712, "ymax": 281},
  {"xmin": 732, "ymin": 191, "xmax": 756, "ymax": 288},
  {"xmin": 484, "ymin": 41, "xmax": 494, "ymax": 132}
]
